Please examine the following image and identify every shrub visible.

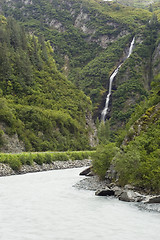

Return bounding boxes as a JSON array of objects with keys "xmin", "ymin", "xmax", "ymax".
[
  {"xmin": 19, "ymin": 153, "xmax": 34, "ymax": 166},
  {"xmin": 0, "ymin": 129, "xmax": 4, "ymax": 147},
  {"xmin": 34, "ymin": 154, "xmax": 44, "ymax": 165},
  {"xmin": 92, "ymin": 143, "xmax": 119, "ymax": 179},
  {"xmin": 7, "ymin": 156, "xmax": 22, "ymax": 171},
  {"xmin": 44, "ymin": 153, "xmax": 52, "ymax": 164},
  {"xmin": 51, "ymin": 153, "xmax": 69, "ymax": 161}
]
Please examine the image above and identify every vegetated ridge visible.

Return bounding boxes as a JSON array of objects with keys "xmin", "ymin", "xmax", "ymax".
[{"xmin": 0, "ymin": 16, "xmax": 93, "ymax": 152}]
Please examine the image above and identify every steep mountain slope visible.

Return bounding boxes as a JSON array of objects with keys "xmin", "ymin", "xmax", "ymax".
[
  {"xmin": 0, "ymin": 16, "xmax": 92, "ymax": 152},
  {"xmin": 114, "ymin": 80, "xmax": 160, "ymax": 193},
  {"xmin": 110, "ymin": 17, "xmax": 159, "ymax": 130},
  {"xmin": 93, "ymin": 77, "xmax": 160, "ymax": 193},
  {"xmin": 113, "ymin": 0, "xmax": 160, "ymax": 9},
  {"xmin": 0, "ymin": 0, "xmax": 153, "ymax": 125},
  {"xmin": 0, "ymin": 0, "xmax": 159, "ymax": 147}
]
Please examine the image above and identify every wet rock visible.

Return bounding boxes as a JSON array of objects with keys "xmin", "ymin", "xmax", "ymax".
[
  {"xmin": 95, "ymin": 188, "xmax": 115, "ymax": 196},
  {"xmin": 144, "ymin": 195, "xmax": 160, "ymax": 204},
  {"xmin": 86, "ymin": 171, "xmax": 94, "ymax": 177},
  {"xmin": 111, "ymin": 186, "xmax": 123, "ymax": 197},
  {"xmin": 119, "ymin": 190, "xmax": 145, "ymax": 202},
  {"xmin": 79, "ymin": 166, "xmax": 92, "ymax": 176}
]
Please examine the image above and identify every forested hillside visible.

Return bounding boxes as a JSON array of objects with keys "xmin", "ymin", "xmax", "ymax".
[
  {"xmin": 0, "ymin": 0, "xmax": 154, "ymax": 125},
  {"xmin": 0, "ymin": 16, "xmax": 92, "ymax": 152},
  {"xmin": 113, "ymin": 0, "xmax": 160, "ymax": 9}
]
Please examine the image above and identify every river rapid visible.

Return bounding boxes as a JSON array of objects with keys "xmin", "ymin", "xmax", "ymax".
[{"xmin": 0, "ymin": 167, "xmax": 159, "ymax": 240}]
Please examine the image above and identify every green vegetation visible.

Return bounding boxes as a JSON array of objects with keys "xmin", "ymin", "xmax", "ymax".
[
  {"xmin": 0, "ymin": 151, "xmax": 95, "ymax": 171},
  {"xmin": 111, "ymin": 0, "xmax": 160, "ymax": 9},
  {"xmin": 92, "ymin": 143, "xmax": 118, "ymax": 179},
  {"xmin": 0, "ymin": 16, "xmax": 92, "ymax": 151},
  {"xmin": 115, "ymin": 120, "xmax": 160, "ymax": 193},
  {"xmin": 0, "ymin": 0, "xmax": 151, "ymax": 109},
  {"xmin": 93, "ymin": 78, "xmax": 160, "ymax": 193}
]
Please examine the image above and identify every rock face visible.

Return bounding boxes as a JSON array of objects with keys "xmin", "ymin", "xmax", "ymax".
[
  {"xmin": 0, "ymin": 122, "xmax": 25, "ymax": 153},
  {"xmin": 85, "ymin": 112, "xmax": 98, "ymax": 147}
]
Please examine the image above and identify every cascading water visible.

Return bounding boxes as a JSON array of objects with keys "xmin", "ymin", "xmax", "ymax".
[{"xmin": 101, "ymin": 37, "xmax": 135, "ymax": 121}]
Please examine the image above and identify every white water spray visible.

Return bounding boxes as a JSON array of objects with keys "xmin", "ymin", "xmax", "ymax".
[{"xmin": 101, "ymin": 37, "xmax": 135, "ymax": 121}]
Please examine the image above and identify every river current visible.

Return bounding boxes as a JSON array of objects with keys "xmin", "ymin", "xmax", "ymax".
[{"xmin": 0, "ymin": 168, "xmax": 159, "ymax": 240}]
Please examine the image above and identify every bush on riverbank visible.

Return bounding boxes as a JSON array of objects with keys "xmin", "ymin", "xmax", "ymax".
[
  {"xmin": 0, "ymin": 151, "xmax": 95, "ymax": 171},
  {"xmin": 92, "ymin": 143, "xmax": 119, "ymax": 179}
]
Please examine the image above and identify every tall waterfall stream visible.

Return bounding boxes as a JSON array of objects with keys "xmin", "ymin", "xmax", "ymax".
[{"xmin": 101, "ymin": 37, "xmax": 135, "ymax": 121}]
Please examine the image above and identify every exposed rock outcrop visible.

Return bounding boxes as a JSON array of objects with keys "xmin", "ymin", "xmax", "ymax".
[{"xmin": 0, "ymin": 123, "xmax": 25, "ymax": 153}]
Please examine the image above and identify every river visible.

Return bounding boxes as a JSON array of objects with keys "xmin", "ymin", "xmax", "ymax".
[{"xmin": 0, "ymin": 168, "xmax": 159, "ymax": 240}]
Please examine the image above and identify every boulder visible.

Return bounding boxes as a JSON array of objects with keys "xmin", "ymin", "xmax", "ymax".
[
  {"xmin": 79, "ymin": 166, "xmax": 92, "ymax": 176},
  {"xmin": 95, "ymin": 187, "xmax": 115, "ymax": 196},
  {"xmin": 144, "ymin": 195, "xmax": 160, "ymax": 204},
  {"xmin": 119, "ymin": 190, "xmax": 145, "ymax": 202},
  {"xmin": 111, "ymin": 186, "xmax": 123, "ymax": 197}
]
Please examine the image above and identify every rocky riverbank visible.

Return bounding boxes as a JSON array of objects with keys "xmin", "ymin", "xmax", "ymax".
[
  {"xmin": 0, "ymin": 159, "xmax": 91, "ymax": 177},
  {"xmin": 75, "ymin": 168, "xmax": 160, "ymax": 207}
]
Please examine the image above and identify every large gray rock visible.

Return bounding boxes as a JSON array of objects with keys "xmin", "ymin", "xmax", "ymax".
[
  {"xmin": 119, "ymin": 190, "xmax": 145, "ymax": 202},
  {"xmin": 95, "ymin": 187, "xmax": 115, "ymax": 196},
  {"xmin": 144, "ymin": 195, "xmax": 160, "ymax": 204},
  {"xmin": 111, "ymin": 186, "xmax": 123, "ymax": 197}
]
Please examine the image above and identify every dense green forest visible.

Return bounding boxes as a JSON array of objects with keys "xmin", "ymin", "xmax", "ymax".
[
  {"xmin": 0, "ymin": 0, "xmax": 159, "ymax": 193},
  {"xmin": 0, "ymin": 15, "xmax": 92, "ymax": 151}
]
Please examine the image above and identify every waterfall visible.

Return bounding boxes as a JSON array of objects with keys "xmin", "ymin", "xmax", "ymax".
[{"xmin": 101, "ymin": 37, "xmax": 135, "ymax": 122}]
